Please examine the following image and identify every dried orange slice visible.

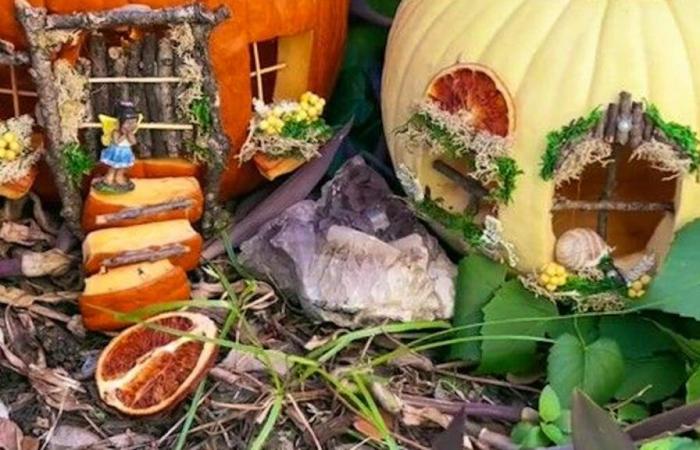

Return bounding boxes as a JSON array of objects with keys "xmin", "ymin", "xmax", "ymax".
[
  {"xmin": 427, "ymin": 63, "xmax": 515, "ymax": 137},
  {"xmin": 96, "ymin": 312, "xmax": 218, "ymax": 416}
]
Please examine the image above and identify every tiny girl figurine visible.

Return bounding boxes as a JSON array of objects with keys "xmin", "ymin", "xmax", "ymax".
[{"xmin": 95, "ymin": 101, "xmax": 140, "ymax": 193}]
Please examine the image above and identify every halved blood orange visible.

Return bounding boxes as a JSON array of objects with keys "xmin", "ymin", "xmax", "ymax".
[
  {"xmin": 95, "ymin": 312, "xmax": 218, "ymax": 416},
  {"xmin": 426, "ymin": 63, "xmax": 515, "ymax": 137}
]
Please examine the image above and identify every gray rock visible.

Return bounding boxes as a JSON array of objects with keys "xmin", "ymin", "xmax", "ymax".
[{"xmin": 240, "ymin": 157, "xmax": 455, "ymax": 327}]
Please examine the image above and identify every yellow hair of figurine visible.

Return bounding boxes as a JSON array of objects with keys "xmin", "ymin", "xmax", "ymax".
[{"xmin": 98, "ymin": 114, "xmax": 143, "ymax": 147}]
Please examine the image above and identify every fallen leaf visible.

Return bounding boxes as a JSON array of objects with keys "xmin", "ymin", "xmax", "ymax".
[
  {"xmin": 47, "ymin": 425, "xmax": 100, "ymax": 450},
  {"xmin": 20, "ymin": 249, "xmax": 74, "ymax": 278},
  {"xmin": 217, "ymin": 349, "xmax": 290, "ymax": 376},
  {"xmin": 0, "ymin": 419, "xmax": 22, "ymax": 450},
  {"xmin": 370, "ymin": 381, "xmax": 402, "ymax": 415},
  {"xmin": 388, "ymin": 352, "xmax": 434, "ymax": 372},
  {"xmin": 402, "ymin": 405, "xmax": 450, "ymax": 428},
  {"xmin": 353, "ymin": 410, "xmax": 394, "ymax": 442},
  {"xmin": 0, "ymin": 222, "xmax": 53, "ymax": 247}
]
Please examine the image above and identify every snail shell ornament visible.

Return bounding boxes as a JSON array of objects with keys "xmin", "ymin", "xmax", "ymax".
[{"xmin": 555, "ymin": 228, "xmax": 611, "ymax": 271}]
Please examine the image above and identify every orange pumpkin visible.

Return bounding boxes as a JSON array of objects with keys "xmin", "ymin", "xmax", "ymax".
[
  {"xmin": 82, "ymin": 177, "xmax": 204, "ymax": 231},
  {"xmin": 0, "ymin": 165, "xmax": 37, "ymax": 199},
  {"xmin": 82, "ymin": 219, "xmax": 203, "ymax": 274},
  {"xmin": 0, "ymin": 0, "xmax": 349, "ymax": 200},
  {"xmin": 79, "ymin": 259, "xmax": 191, "ymax": 331}
]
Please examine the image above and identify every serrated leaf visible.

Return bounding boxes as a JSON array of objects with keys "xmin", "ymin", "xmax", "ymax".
[
  {"xmin": 617, "ymin": 403, "xmax": 649, "ymax": 423},
  {"xmin": 640, "ymin": 220, "xmax": 700, "ymax": 320},
  {"xmin": 541, "ymin": 422, "xmax": 567, "ymax": 445},
  {"xmin": 447, "ymin": 254, "xmax": 507, "ymax": 363},
  {"xmin": 539, "ymin": 385, "xmax": 562, "ymax": 422},
  {"xmin": 614, "ymin": 354, "xmax": 685, "ymax": 403},
  {"xmin": 478, "ymin": 280, "xmax": 558, "ymax": 375},
  {"xmin": 510, "ymin": 423, "xmax": 550, "ymax": 448},
  {"xmin": 687, "ymin": 367, "xmax": 700, "ymax": 404},
  {"xmin": 572, "ymin": 390, "xmax": 636, "ymax": 450},
  {"xmin": 548, "ymin": 334, "xmax": 624, "ymax": 407}
]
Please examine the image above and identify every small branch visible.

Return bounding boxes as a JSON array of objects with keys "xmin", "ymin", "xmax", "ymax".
[
  {"xmin": 401, "ymin": 394, "xmax": 532, "ymax": 423},
  {"xmin": 615, "ymin": 91, "xmax": 633, "ymax": 146},
  {"xmin": 157, "ymin": 37, "xmax": 179, "ymax": 158},
  {"xmin": 143, "ymin": 32, "xmax": 166, "ymax": 157},
  {"xmin": 94, "ymin": 198, "xmax": 195, "ymax": 226},
  {"xmin": 597, "ymin": 148, "xmax": 621, "ymax": 238},
  {"xmin": 127, "ymin": 38, "xmax": 152, "ymax": 157},
  {"xmin": 552, "ymin": 199, "xmax": 674, "ymax": 213},
  {"xmin": 629, "ymin": 102, "xmax": 644, "ymax": 149},
  {"xmin": 604, "ymin": 101, "xmax": 620, "ymax": 143},
  {"xmin": 88, "ymin": 76, "xmax": 183, "ymax": 84},
  {"xmin": 432, "ymin": 159, "xmax": 489, "ymax": 214},
  {"xmin": 44, "ymin": 4, "xmax": 231, "ymax": 30},
  {"xmin": 0, "ymin": 39, "xmax": 29, "ymax": 65},
  {"xmin": 101, "ymin": 243, "xmax": 189, "ymax": 268},
  {"xmin": 79, "ymin": 122, "xmax": 193, "ymax": 130}
]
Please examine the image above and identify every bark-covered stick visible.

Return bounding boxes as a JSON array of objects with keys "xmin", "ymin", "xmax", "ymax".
[
  {"xmin": 15, "ymin": 0, "xmax": 84, "ymax": 237},
  {"xmin": 157, "ymin": 37, "xmax": 179, "ymax": 157},
  {"xmin": 553, "ymin": 199, "xmax": 674, "ymax": 213},
  {"xmin": 192, "ymin": 24, "xmax": 231, "ymax": 236},
  {"xmin": 108, "ymin": 46, "xmax": 129, "ymax": 105},
  {"xmin": 143, "ymin": 32, "xmax": 166, "ymax": 157},
  {"xmin": 126, "ymin": 38, "xmax": 152, "ymax": 157},
  {"xmin": 95, "ymin": 198, "xmax": 195, "ymax": 226},
  {"xmin": 44, "ymin": 3, "xmax": 230, "ymax": 30}
]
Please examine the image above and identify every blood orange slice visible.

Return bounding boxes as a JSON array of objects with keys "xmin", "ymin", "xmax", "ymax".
[
  {"xmin": 95, "ymin": 312, "xmax": 218, "ymax": 416},
  {"xmin": 426, "ymin": 63, "xmax": 515, "ymax": 137}
]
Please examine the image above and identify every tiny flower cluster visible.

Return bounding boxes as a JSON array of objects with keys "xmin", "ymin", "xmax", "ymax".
[
  {"xmin": 538, "ymin": 262, "xmax": 569, "ymax": 292},
  {"xmin": 627, "ymin": 274, "xmax": 652, "ymax": 299},
  {"xmin": 257, "ymin": 92, "xmax": 326, "ymax": 136},
  {"xmin": 0, "ymin": 132, "xmax": 23, "ymax": 161}
]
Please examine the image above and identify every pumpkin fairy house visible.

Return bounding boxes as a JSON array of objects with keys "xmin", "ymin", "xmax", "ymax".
[{"xmin": 383, "ymin": 0, "xmax": 700, "ymax": 310}]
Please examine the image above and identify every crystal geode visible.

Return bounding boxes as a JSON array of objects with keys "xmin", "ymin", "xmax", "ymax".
[{"xmin": 239, "ymin": 157, "xmax": 456, "ymax": 327}]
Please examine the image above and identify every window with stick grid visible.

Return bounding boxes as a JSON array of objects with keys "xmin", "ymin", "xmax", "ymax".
[
  {"xmin": 0, "ymin": 64, "xmax": 37, "ymax": 120},
  {"xmin": 249, "ymin": 38, "xmax": 286, "ymax": 104}
]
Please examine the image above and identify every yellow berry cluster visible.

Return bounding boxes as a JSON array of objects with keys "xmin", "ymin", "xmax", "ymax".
[
  {"xmin": 538, "ymin": 262, "xmax": 569, "ymax": 292},
  {"xmin": 627, "ymin": 274, "xmax": 651, "ymax": 299},
  {"xmin": 0, "ymin": 132, "xmax": 22, "ymax": 162},
  {"xmin": 258, "ymin": 91, "xmax": 326, "ymax": 136}
]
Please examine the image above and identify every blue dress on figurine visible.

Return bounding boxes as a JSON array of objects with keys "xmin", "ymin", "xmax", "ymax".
[
  {"xmin": 93, "ymin": 100, "xmax": 140, "ymax": 193},
  {"xmin": 100, "ymin": 136, "xmax": 135, "ymax": 169}
]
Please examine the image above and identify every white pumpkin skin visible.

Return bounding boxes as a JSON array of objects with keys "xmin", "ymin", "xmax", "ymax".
[{"xmin": 382, "ymin": 0, "xmax": 700, "ymax": 272}]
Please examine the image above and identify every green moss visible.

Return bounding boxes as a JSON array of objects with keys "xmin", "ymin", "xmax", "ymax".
[
  {"xmin": 540, "ymin": 108, "xmax": 603, "ymax": 180},
  {"xmin": 189, "ymin": 97, "xmax": 213, "ymax": 135},
  {"xmin": 493, "ymin": 156, "xmax": 523, "ymax": 204},
  {"xmin": 61, "ymin": 142, "xmax": 94, "ymax": 187},
  {"xmin": 560, "ymin": 275, "xmax": 625, "ymax": 298},
  {"xmin": 407, "ymin": 111, "xmax": 469, "ymax": 158},
  {"xmin": 280, "ymin": 118, "xmax": 333, "ymax": 143},
  {"xmin": 416, "ymin": 196, "xmax": 483, "ymax": 248},
  {"xmin": 645, "ymin": 104, "xmax": 700, "ymax": 171}
]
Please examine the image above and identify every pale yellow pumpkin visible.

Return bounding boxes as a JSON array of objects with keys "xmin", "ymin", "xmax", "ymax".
[{"xmin": 383, "ymin": 0, "xmax": 700, "ymax": 272}]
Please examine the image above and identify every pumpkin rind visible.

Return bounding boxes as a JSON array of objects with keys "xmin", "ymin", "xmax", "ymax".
[
  {"xmin": 0, "ymin": 165, "xmax": 37, "ymax": 200},
  {"xmin": 82, "ymin": 177, "xmax": 204, "ymax": 231},
  {"xmin": 82, "ymin": 219, "xmax": 203, "ymax": 274},
  {"xmin": 383, "ymin": 0, "xmax": 700, "ymax": 272},
  {"xmin": 79, "ymin": 261, "xmax": 191, "ymax": 331}
]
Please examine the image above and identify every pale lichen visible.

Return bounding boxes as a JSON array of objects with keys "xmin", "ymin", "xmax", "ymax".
[{"xmin": 54, "ymin": 59, "xmax": 89, "ymax": 144}]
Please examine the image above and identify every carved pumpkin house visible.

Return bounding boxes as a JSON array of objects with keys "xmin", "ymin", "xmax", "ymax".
[
  {"xmin": 0, "ymin": 0, "xmax": 347, "ymax": 331},
  {"xmin": 383, "ymin": 0, "xmax": 700, "ymax": 300},
  {"xmin": 0, "ymin": 0, "xmax": 349, "ymax": 214}
]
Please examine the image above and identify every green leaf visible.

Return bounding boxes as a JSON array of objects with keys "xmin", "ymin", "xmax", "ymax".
[
  {"xmin": 617, "ymin": 403, "xmax": 650, "ymax": 423},
  {"xmin": 572, "ymin": 390, "xmax": 635, "ymax": 450},
  {"xmin": 599, "ymin": 316, "xmax": 677, "ymax": 359},
  {"xmin": 539, "ymin": 385, "xmax": 562, "ymax": 423},
  {"xmin": 446, "ymin": 255, "xmax": 507, "ymax": 363},
  {"xmin": 555, "ymin": 409, "xmax": 573, "ymax": 433},
  {"xmin": 653, "ymin": 321, "xmax": 700, "ymax": 361},
  {"xmin": 478, "ymin": 280, "xmax": 558, "ymax": 375},
  {"xmin": 541, "ymin": 422, "xmax": 568, "ymax": 445},
  {"xmin": 640, "ymin": 220, "xmax": 700, "ymax": 320},
  {"xmin": 641, "ymin": 437, "xmax": 700, "ymax": 450},
  {"xmin": 511, "ymin": 423, "xmax": 551, "ymax": 448},
  {"xmin": 686, "ymin": 367, "xmax": 700, "ymax": 404},
  {"xmin": 548, "ymin": 334, "xmax": 625, "ymax": 407},
  {"xmin": 614, "ymin": 354, "xmax": 685, "ymax": 403},
  {"xmin": 547, "ymin": 316, "xmax": 599, "ymax": 343}
]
